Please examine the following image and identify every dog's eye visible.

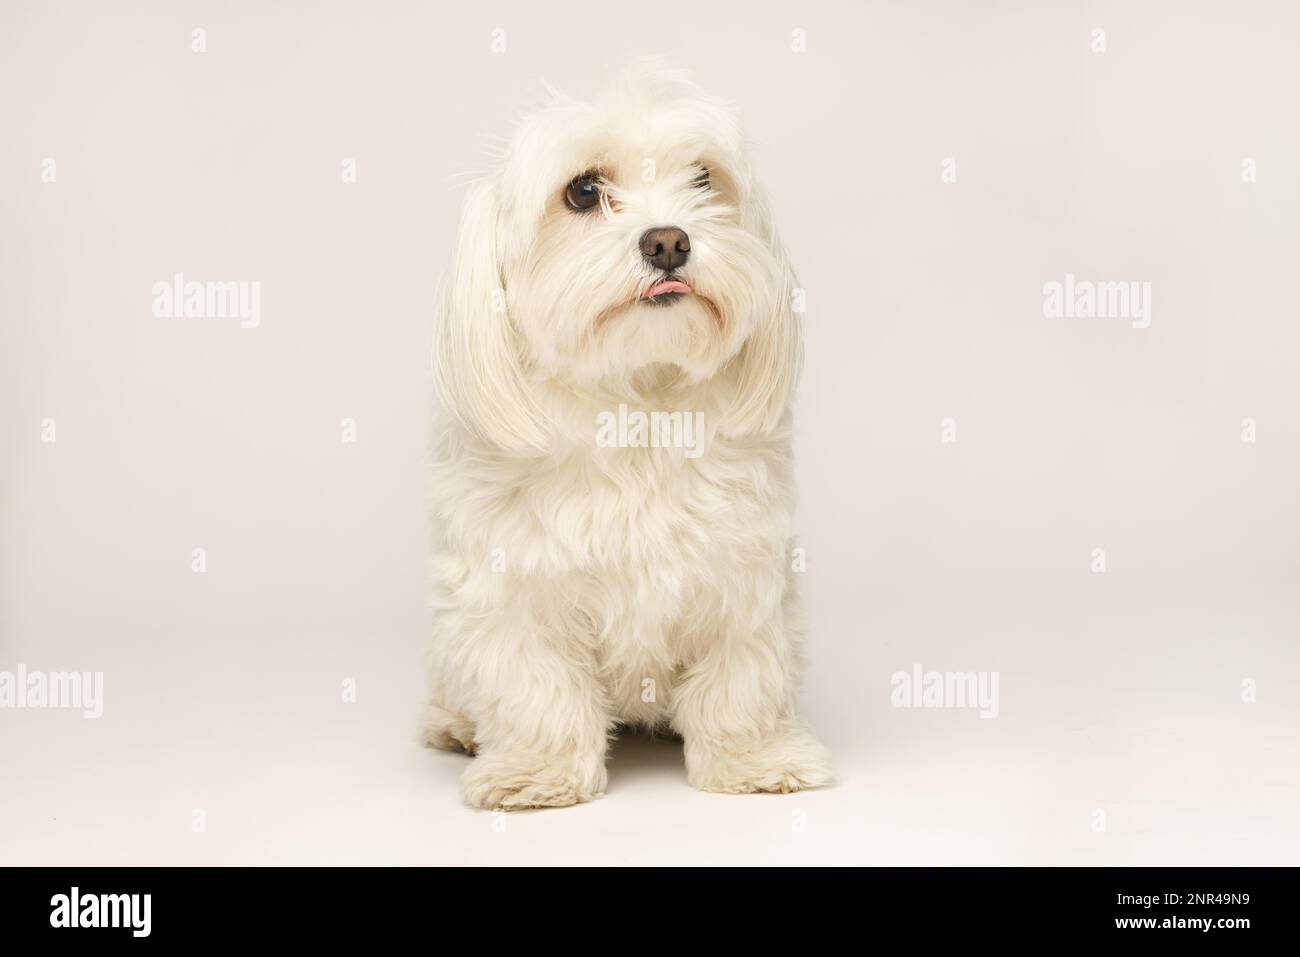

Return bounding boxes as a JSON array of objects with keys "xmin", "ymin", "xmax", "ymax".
[
  {"xmin": 693, "ymin": 166, "xmax": 710, "ymax": 190},
  {"xmin": 565, "ymin": 172, "xmax": 603, "ymax": 211}
]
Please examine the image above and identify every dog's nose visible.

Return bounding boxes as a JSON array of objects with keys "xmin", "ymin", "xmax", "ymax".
[{"xmin": 639, "ymin": 227, "xmax": 690, "ymax": 271}]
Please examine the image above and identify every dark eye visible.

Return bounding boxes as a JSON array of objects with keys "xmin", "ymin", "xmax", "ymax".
[
  {"xmin": 693, "ymin": 166, "xmax": 710, "ymax": 190},
  {"xmin": 565, "ymin": 172, "xmax": 602, "ymax": 211}
]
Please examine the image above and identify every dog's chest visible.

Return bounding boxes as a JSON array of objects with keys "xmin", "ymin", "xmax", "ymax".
[
  {"xmin": 576, "ymin": 446, "xmax": 772, "ymax": 569},
  {"xmin": 564, "ymin": 444, "xmax": 791, "ymax": 717},
  {"xmin": 534, "ymin": 441, "xmax": 793, "ymax": 632}
]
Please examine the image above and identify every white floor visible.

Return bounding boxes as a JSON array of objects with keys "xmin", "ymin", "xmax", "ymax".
[{"xmin": 3, "ymin": 614, "xmax": 1295, "ymax": 867}]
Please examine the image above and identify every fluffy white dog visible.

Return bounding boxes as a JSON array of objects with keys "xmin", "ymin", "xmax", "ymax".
[{"xmin": 425, "ymin": 60, "xmax": 832, "ymax": 809}]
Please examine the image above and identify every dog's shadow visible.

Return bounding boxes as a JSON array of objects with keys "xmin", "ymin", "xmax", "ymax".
[{"xmin": 605, "ymin": 727, "xmax": 684, "ymax": 792}]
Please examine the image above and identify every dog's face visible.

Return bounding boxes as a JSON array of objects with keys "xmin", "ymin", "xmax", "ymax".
[
  {"xmin": 498, "ymin": 88, "xmax": 782, "ymax": 386},
  {"xmin": 436, "ymin": 62, "xmax": 801, "ymax": 450}
]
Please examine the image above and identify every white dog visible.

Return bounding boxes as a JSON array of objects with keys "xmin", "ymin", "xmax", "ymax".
[{"xmin": 425, "ymin": 60, "xmax": 832, "ymax": 809}]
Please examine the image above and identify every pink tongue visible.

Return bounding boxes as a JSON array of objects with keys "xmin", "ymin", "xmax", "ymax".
[{"xmin": 646, "ymin": 280, "xmax": 691, "ymax": 298}]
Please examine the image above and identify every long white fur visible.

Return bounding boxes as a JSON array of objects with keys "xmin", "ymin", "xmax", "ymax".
[{"xmin": 426, "ymin": 59, "xmax": 833, "ymax": 809}]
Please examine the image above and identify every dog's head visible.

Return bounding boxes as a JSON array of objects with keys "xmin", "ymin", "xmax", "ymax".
[{"xmin": 435, "ymin": 59, "xmax": 801, "ymax": 450}]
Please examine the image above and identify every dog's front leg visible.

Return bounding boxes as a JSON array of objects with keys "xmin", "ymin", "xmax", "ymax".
[
  {"xmin": 451, "ymin": 602, "xmax": 611, "ymax": 811},
  {"xmin": 671, "ymin": 602, "xmax": 833, "ymax": 795}
]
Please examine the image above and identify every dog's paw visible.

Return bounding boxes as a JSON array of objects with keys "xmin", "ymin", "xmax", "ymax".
[
  {"xmin": 685, "ymin": 725, "xmax": 834, "ymax": 795},
  {"xmin": 461, "ymin": 749, "xmax": 607, "ymax": 810},
  {"xmin": 421, "ymin": 702, "xmax": 478, "ymax": 754}
]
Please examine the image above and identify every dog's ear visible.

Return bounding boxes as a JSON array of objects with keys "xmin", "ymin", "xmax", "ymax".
[
  {"xmin": 719, "ymin": 187, "xmax": 804, "ymax": 437},
  {"xmin": 433, "ymin": 180, "xmax": 547, "ymax": 451}
]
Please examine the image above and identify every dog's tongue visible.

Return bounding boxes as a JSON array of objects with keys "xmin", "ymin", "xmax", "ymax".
[{"xmin": 646, "ymin": 279, "xmax": 692, "ymax": 298}]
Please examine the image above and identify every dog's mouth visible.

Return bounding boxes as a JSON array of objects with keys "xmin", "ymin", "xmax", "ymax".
[
  {"xmin": 641, "ymin": 277, "xmax": 692, "ymax": 305},
  {"xmin": 594, "ymin": 277, "xmax": 717, "ymax": 329}
]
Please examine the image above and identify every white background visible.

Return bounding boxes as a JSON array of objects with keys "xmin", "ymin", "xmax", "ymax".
[{"xmin": 2, "ymin": 1, "xmax": 1297, "ymax": 864}]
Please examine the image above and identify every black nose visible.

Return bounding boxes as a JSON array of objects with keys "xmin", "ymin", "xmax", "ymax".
[{"xmin": 639, "ymin": 227, "xmax": 690, "ymax": 271}]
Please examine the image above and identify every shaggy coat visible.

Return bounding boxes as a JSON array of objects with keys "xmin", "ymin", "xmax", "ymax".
[{"xmin": 425, "ymin": 61, "xmax": 833, "ymax": 809}]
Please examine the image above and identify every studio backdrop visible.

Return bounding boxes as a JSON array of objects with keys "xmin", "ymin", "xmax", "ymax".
[{"xmin": 1, "ymin": 1, "xmax": 1297, "ymax": 865}]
